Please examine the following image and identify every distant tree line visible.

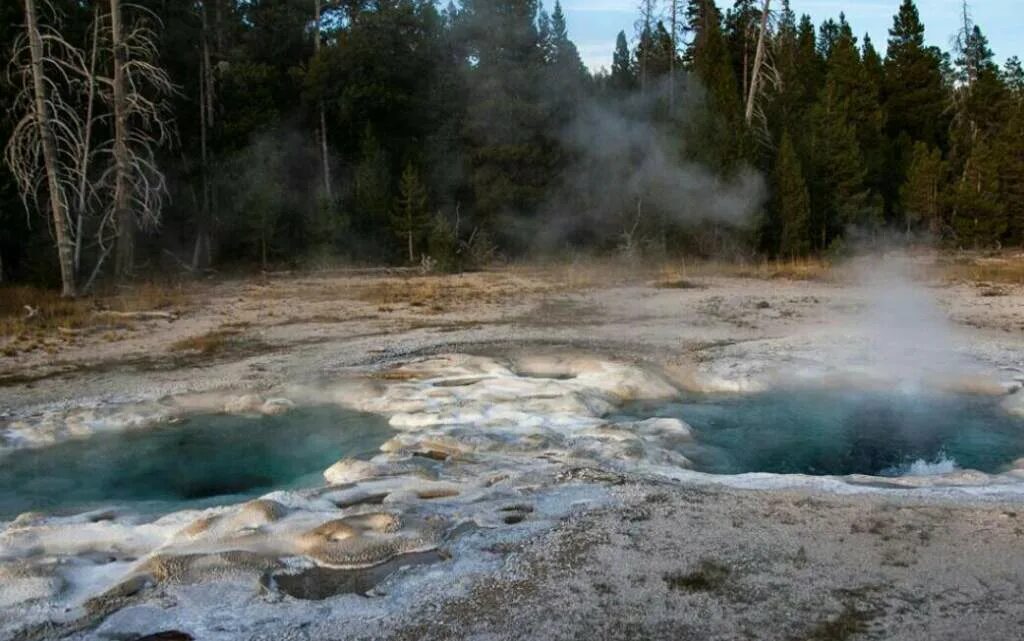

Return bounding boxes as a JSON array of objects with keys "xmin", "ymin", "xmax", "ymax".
[{"xmin": 1, "ymin": 0, "xmax": 1022, "ymax": 292}]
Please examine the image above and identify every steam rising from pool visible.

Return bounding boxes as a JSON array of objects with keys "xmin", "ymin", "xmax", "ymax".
[{"xmin": 853, "ymin": 254, "xmax": 976, "ymax": 391}]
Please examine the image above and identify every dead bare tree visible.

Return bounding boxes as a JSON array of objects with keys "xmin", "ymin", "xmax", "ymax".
[
  {"xmin": 635, "ymin": 0, "xmax": 657, "ymax": 95},
  {"xmin": 314, "ymin": 0, "xmax": 333, "ymax": 202},
  {"xmin": 74, "ymin": 6, "xmax": 102, "ymax": 275},
  {"xmin": 744, "ymin": 0, "xmax": 771, "ymax": 125},
  {"xmin": 5, "ymin": 0, "xmax": 88, "ymax": 297},
  {"xmin": 668, "ymin": 0, "xmax": 680, "ymax": 109},
  {"xmin": 7, "ymin": 1, "xmax": 175, "ymax": 291},
  {"xmin": 192, "ymin": 0, "xmax": 214, "ymax": 271},
  {"xmin": 102, "ymin": 0, "xmax": 175, "ymax": 278}
]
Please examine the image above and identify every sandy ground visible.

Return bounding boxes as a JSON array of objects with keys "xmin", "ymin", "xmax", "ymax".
[
  {"xmin": 4, "ymin": 261, "xmax": 1022, "ymax": 411},
  {"xmin": 378, "ymin": 482, "xmax": 1024, "ymax": 641},
  {"xmin": 2, "ymin": 261, "xmax": 1024, "ymax": 640}
]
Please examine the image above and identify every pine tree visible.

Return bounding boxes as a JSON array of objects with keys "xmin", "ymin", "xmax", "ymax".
[
  {"xmin": 949, "ymin": 137, "xmax": 1006, "ymax": 248},
  {"xmin": 809, "ymin": 79, "xmax": 876, "ymax": 248},
  {"xmin": 795, "ymin": 15, "xmax": 823, "ymax": 112},
  {"xmin": 355, "ymin": 126, "xmax": 392, "ymax": 244},
  {"xmin": 611, "ymin": 30, "xmax": 635, "ymax": 93},
  {"xmin": 683, "ymin": 0, "xmax": 747, "ymax": 172},
  {"xmin": 999, "ymin": 107, "xmax": 1024, "ymax": 245},
  {"xmin": 883, "ymin": 0, "xmax": 948, "ymax": 148},
  {"xmin": 946, "ymin": 22, "xmax": 1008, "ymax": 248},
  {"xmin": 537, "ymin": 2, "xmax": 553, "ymax": 63},
  {"xmin": 1005, "ymin": 56, "xmax": 1024, "ymax": 100},
  {"xmin": 953, "ymin": 25, "xmax": 1007, "ymax": 141},
  {"xmin": 768, "ymin": 1, "xmax": 800, "ymax": 133},
  {"xmin": 820, "ymin": 18, "xmax": 884, "ymax": 212},
  {"xmin": 817, "ymin": 17, "xmax": 840, "ymax": 60},
  {"xmin": 635, "ymin": 21, "xmax": 675, "ymax": 80},
  {"xmin": 392, "ymin": 162, "xmax": 430, "ymax": 263},
  {"xmin": 461, "ymin": 0, "xmax": 553, "ymax": 226},
  {"xmin": 861, "ymin": 35, "xmax": 883, "ymax": 90},
  {"xmin": 882, "ymin": 0, "xmax": 949, "ymax": 224},
  {"xmin": 900, "ymin": 142, "xmax": 944, "ymax": 234},
  {"xmin": 550, "ymin": 1, "xmax": 584, "ymax": 71},
  {"xmin": 774, "ymin": 131, "xmax": 811, "ymax": 257}
]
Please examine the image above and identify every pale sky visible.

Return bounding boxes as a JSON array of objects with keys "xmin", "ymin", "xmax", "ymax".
[{"xmin": 558, "ymin": 0, "xmax": 1022, "ymax": 72}]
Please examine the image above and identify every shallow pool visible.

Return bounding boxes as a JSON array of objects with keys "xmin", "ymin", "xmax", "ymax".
[
  {"xmin": 0, "ymin": 406, "xmax": 393, "ymax": 519},
  {"xmin": 634, "ymin": 389, "xmax": 1024, "ymax": 477}
]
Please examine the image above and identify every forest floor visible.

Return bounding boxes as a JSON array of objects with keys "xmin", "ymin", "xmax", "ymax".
[{"xmin": 3, "ymin": 252, "xmax": 1024, "ymax": 640}]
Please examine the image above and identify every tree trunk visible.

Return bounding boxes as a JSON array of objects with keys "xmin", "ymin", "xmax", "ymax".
[
  {"xmin": 110, "ymin": 0, "xmax": 133, "ymax": 278},
  {"xmin": 25, "ymin": 0, "xmax": 76, "ymax": 296},
  {"xmin": 193, "ymin": 0, "xmax": 213, "ymax": 270},
  {"xmin": 75, "ymin": 7, "xmax": 101, "ymax": 277},
  {"xmin": 744, "ymin": 0, "xmax": 771, "ymax": 126},
  {"xmin": 669, "ymin": 0, "xmax": 676, "ymax": 110},
  {"xmin": 314, "ymin": 0, "xmax": 333, "ymax": 201},
  {"xmin": 408, "ymin": 230, "xmax": 414, "ymax": 263}
]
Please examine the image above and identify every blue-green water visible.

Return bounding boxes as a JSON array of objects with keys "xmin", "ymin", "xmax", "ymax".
[
  {"xmin": 635, "ymin": 389, "xmax": 1024, "ymax": 477},
  {"xmin": 0, "ymin": 406, "xmax": 392, "ymax": 519}
]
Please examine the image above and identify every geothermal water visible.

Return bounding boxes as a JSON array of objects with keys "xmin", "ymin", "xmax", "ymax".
[
  {"xmin": 635, "ymin": 390, "xmax": 1024, "ymax": 477},
  {"xmin": 0, "ymin": 405, "xmax": 392, "ymax": 519}
]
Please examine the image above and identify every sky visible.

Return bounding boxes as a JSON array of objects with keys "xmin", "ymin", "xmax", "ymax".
[{"xmin": 559, "ymin": 0, "xmax": 1022, "ymax": 72}]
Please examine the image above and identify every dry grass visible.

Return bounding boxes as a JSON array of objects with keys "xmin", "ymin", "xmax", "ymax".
[
  {"xmin": 652, "ymin": 257, "xmax": 834, "ymax": 287},
  {"xmin": 168, "ymin": 328, "xmax": 242, "ymax": 356},
  {"xmin": 663, "ymin": 559, "xmax": 732, "ymax": 592},
  {"xmin": 0, "ymin": 282, "xmax": 191, "ymax": 355},
  {"xmin": 940, "ymin": 253, "xmax": 1024, "ymax": 285},
  {"xmin": 0, "ymin": 286, "xmax": 95, "ymax": 337},
  {"xmin": 352, "ymin": 274, "xmax": 553, "ymax": 313}
]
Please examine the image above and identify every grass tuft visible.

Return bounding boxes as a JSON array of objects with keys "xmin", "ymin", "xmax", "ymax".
[
  {"xmin": 664, "ymin": 559, "xmax": 731, "ymax": 592},
  {"xmin": 168, "ymin": 329, "xmax": 240, "ymax": 356},
  {"xmin": 801, "ymin": 605, "xmax": 872, "ymax": 641}
]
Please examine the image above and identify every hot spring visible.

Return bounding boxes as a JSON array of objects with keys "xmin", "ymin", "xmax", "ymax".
[
  {"xmin": 630, "ymin": 389, "xmax": 1024, "ymax": 477},
  {"xmin": 0, "ymin": 405, "xmax": 393, "ymax": 519}
]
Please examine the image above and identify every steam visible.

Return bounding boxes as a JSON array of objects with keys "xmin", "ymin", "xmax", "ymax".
[
  {"xmin": 512, "ymin": 80, "xmax": 767, "ymax": 252},
  {"xmin": 850, "ymin": 252, "xmax": 987, "ymax": 392}
]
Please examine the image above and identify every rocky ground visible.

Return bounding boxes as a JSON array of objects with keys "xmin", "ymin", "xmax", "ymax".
[{"xmin": 2, "ymin": 256, "xmax": 1024, "ymax": 640}]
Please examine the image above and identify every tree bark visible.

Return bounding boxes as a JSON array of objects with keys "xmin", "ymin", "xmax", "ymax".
[
  {"xmin": 111, "ymin": 0, "xmax": 134, "ymax": 278},
  {"xmin": 744, "ymin": 0, "xmax": 771, "ymax": 126},
  {"xmin": 75, "ymin": 6, "xmax": 100, "ymax": 276},
  {"xmin": 314, "ymin": 0, "xmax": 333, "ymax": 201},
  {"xmin": 25, "ymin": 0, "xmax": 76, "ymax": 296},
  {"xmin": 669, "ymin": 0, "xmax": 676, "ymax": 110},
  {"xmin": 193, "ymin": 0, "xmax": 213, "ymax": 270}
]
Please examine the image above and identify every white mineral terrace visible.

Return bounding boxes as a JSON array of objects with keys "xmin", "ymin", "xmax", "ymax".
[{"xmin": 2, "ymin": 350, "xmax": 1024, "ymax": 640}]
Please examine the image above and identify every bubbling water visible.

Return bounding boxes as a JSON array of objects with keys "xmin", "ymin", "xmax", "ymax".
[{"xmin": 635, "ymin": 389, "xmax": 1024, "ymax": 477}]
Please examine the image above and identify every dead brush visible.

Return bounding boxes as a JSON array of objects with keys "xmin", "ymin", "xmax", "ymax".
[
  {"xmin": 169, "ymin": 328, "xmax": 241, "ymax": 355},
  {"xmin": 653, "ymin": 257, "xmax": 833, "ymax": 286},
  {"xmin": 353, "ymin": 274, "xmax": 543, "ymax": 313},
  {"xmin": 0, "ymin": 286, "xmax": 96, "ymax": 344},
  {"xmin": 941, "ymin": 253, "xmax": 1024, "ymax": 285},
  {"xmin": 0, "ymin": 281, "xmax": 191, "ymax": 346}
]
